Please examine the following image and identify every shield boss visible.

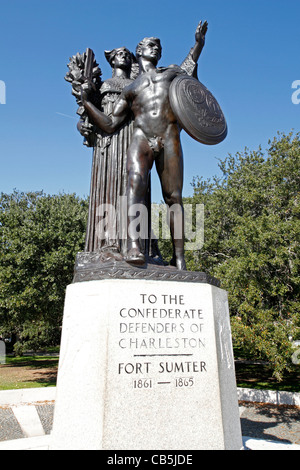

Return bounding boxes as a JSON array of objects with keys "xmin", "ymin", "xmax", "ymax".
[{"xmin": 169, "ymin": 75, "xmax": 227, "ymax": 145}]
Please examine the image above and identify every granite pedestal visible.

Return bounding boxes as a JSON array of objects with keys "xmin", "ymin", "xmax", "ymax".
[{"xmin": 50, "ymin": 276, "xmax": 242, "ymax": 450}]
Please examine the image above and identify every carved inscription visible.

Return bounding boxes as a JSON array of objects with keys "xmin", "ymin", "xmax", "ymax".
[{"xmin": 116, "ymin": 292, "xmax": 208, "ymax": 389}]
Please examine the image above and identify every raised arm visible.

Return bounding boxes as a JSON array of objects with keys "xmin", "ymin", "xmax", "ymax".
[
  {"xmin": 190, "ymin": 20, "xmax": 208, "ymax": 63},
  {"xmin": 81, "ymin": 82, "xmax": 129, "ymax": 134},
  {"xmin": 180, "ymin": 20, "xmax": 208, "ymax": 76}
]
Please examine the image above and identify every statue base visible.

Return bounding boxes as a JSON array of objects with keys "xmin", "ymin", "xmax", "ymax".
[
  {"xmin": 73, "ymin": 251, "xmax": 220, "ymax": 286},
  {"xmin": 50, "ymin": 276, "xmax": 242, "ymax": 450}
]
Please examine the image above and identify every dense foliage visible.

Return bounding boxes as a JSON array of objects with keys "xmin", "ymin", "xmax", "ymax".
[
  {"xmin": 181, "ymin": 132, "xmax": 299, "ymax": 380},
  {"xmin": 0, "ymin": 191, "xmax": 88, "ymax": 354}
]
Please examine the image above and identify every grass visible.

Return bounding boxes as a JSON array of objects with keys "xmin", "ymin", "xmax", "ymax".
[
  {"xmin": 0, "ymin": 354, "xmax": 59, "ymax": 390},
  {"xmin": 0, "ymin": 353, "xmax": 299, "ymax": 393},
  {"xmin": 235, "ymin": 361, "xmax": 300, "ymax": 393}
]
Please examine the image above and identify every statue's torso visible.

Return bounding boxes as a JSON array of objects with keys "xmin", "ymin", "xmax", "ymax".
[{"xmin": 126, "ymin": 66, "xmax": 182, "ymax": 138}]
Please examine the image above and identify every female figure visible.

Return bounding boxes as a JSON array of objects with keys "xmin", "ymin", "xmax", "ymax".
[{"xmin": 77, "ymin": 47, "xmax": 137, "ymax": 258}]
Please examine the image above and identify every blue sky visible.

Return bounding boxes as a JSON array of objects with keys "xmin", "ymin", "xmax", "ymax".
[{"xmin": 0, "ymin": 0, "xmax": 299, "ymax": 203}]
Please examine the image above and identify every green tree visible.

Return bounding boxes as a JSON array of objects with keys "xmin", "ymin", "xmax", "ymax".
[
  {"xmin": 181, "ymin": 132, "xmax": 299, "ymax": 381},
  {"xmin": 0, "ymin": 190, "xmax": 88, "ymax": 354}
]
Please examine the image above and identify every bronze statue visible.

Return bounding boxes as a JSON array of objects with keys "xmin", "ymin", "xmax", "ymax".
[
  {"xmin": 81, "ymin": 21, "xmax": 210, "ymax": 271},
  {"xmin": 66, "ymin": 20, "xmax": 227, "ymax": 280}
]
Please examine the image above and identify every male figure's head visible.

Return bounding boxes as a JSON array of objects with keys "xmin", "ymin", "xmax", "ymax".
[{"xmin": 135, "ymin": 37, "xmax": 162, "ymax": 65}]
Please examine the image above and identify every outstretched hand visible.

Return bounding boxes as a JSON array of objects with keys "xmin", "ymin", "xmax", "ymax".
[{"xmin": 195, "ymin": 20, "xmax": 208, "ymax": 46}]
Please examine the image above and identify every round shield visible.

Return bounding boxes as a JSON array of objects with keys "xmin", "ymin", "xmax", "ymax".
[{"xmin": 169, "ymin": 75, "xmax": 227, "ymax": 145}]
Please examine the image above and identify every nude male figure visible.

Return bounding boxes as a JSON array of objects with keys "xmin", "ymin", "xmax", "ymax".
[{"xmin": 81, "ymin": 21, "xmax": 208, "ymax": 270}]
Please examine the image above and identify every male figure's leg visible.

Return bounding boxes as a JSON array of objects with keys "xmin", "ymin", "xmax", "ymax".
[
  {"xmin": 155, "ymin": 133, "xmax": 186, "ymax": 270},
  {"xmin": 125, "ymin": 133, "xmax": 154, "ymax": 265}
]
